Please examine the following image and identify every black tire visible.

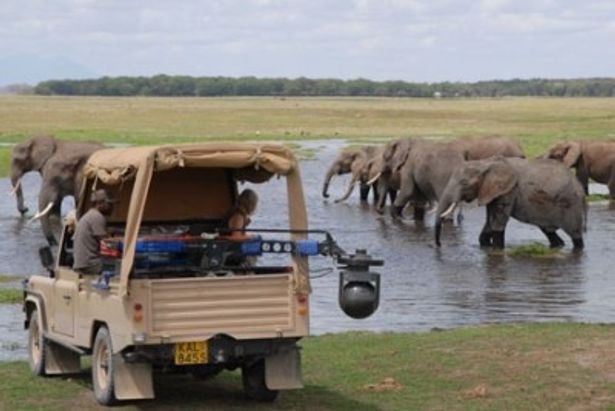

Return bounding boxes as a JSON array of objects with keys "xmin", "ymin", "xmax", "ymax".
[
  {"xmin": 28, "ymin": 309, "xmax": 46, "ymax": 376},
  {"xmin": 242, "ymin": 358, "xmax": 278, "ymax": 402},
  {"xmin": 92, "ymin": 326, "xmax": 116, "ymax": 405}
]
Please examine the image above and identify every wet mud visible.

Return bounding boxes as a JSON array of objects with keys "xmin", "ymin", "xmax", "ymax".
[{"xmin": 2, "ymin": 140, "xmax": 615, "ymax": 361}]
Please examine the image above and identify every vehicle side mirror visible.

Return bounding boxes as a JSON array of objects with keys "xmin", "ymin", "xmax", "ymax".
[
  {"xmin": 337, "ymin": 250, "xmax": 382, "ymax": 319},
  {"xmin": 39, "ymin": 246, "xmax": 55, "ymax": 276}
]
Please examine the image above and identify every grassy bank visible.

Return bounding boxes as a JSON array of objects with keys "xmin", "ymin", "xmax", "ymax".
[
  {"xmin": 2, "ymin": 323, "xmax": 615, "ymax": 410},
  {"xmin": 0, "ymin": 288, "xmax": 21, "ymax": 304},
  {"xmin": 2, "ymin": 96, "xmax": 615, "ymax": 175}
]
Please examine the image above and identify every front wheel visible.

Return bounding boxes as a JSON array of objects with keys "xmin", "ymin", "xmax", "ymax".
[
  {"xmin": 242, "ymin": 358, "xmax": 278, "ymax": 402},
  {"xmin": 28, "ymin": 309, "xmax": 46, "ymax": 376},
  {"xmin": 92, "ymin": 326, "xmax": 116, "ymax": 405}
]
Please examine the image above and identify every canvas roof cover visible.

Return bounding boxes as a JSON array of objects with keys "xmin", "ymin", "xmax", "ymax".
[
  {"xmin": 79, "ymin": 143, "xmax": 309, "ymax": 296},
  {"xmin": 83, "ymin": 143, "xmax": 297, "ymax": 185}
]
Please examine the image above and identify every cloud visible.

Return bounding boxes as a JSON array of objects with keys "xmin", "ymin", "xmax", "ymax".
[{"xmin": 0, "ymin": 0, "xmax": 613, "ymax": 83}]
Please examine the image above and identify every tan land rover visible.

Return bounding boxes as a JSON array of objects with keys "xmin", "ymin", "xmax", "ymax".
[{"xmin": 23, "ymin": 143, "xmax": 381, "ymax": 405}]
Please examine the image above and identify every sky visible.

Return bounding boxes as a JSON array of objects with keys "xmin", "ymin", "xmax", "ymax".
[{"xmin": 1, "ymin": 0, "xmax": 614, "ymax": 85}]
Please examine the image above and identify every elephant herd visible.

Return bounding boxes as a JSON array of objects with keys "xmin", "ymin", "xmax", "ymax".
[
  {"xmin": 6, "ymin": 134, "xmax": 615, "ymax": 252},
  {"xmin": 323, "ymin": 137, "xmax": 615, "ymax": 251}
]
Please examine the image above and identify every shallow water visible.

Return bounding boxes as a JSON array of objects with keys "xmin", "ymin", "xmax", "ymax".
[{"xmin": 2, "ymin": 140, "xmax": 615, "ymax": 361}]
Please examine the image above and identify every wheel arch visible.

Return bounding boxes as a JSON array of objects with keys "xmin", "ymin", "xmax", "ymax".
[
  {"xmin": 25, "ymin": 295, "xmax": 47, "ymax": 333},
  {"xmin": 90, "ymin": 320, "xmax": 109, "ymax": 350}
]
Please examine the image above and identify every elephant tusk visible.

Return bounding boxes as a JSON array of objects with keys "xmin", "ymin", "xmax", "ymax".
[
  {"xmin": 366, "ymin": 172, "xmax": 382, "ymax": 186},
  {"xmin": 28, "ymin": 202, "xmax": 54, "ymax": 223},
  {"xmin": 426, "ymin": 203, "xmax": 438, "ymax": 215},
  {"xmin": 439, "ymin": 202, "xmax": 457, "ymax": 219},
  {"xmin": 8, "ymin": 179, "xmax": 22, "ymax": 196}
]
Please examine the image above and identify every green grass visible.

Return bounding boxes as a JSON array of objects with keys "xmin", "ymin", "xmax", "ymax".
[
  {"xmin": 3, "ymin": 96, "xmax": 615, "ymax": 176},
  {"xmin": 3, "ymin": 324, "xmax": 615, "ymax": 410},
  {"xmin": 0, "ymin": 147, "xmax": 10, "ymax": 177},
  {"xmin": 0, "ymin": 288, "xmax": 22, "ymax": 304},
  {"xmin": 0, "ymin": 275, "xmax": 21, "ymax": 283},
  {"xmin": 506, "ymin": 242, "xmax": 561, "ymax": 257},
  {"xmin": 587, "ymin": 193, "xmax": 611, "ymax": 202}
]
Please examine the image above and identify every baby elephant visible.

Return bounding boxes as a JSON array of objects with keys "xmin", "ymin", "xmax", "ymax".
[{"xmin": 435, "ymin": 157, "xmax": 586, "ymax": 250}]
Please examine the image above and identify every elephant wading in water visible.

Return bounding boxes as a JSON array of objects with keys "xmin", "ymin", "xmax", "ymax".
[
  {"xmin": 544, "ymin": 140, "xmax": 615, "ymax": 197},
  {"xmin": 434, "ymin": 157, "xmax": 586, "ymax": 250},
  {"xmin": 10, "ymin": 135, "xmax": 103, "ymax": 245},
  {"xmin": 371, "ymin": 138, "xmax": 415, "ymax": 213},
  {"xmin": 372, "ymin": 137, "xmax": 523, "ymax": 216},
  {"xmin": 391, "ymin": 141, "xmax": 466, "ymax": 221},
  {"xmin": 322, "ymin": 145, "xmax": 382, "ymax": 203}
]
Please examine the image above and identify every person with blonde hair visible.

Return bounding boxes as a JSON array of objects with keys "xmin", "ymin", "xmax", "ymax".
[{"xmin": 227, "ymin": 188, "xmax": 258, "ymax": 239}]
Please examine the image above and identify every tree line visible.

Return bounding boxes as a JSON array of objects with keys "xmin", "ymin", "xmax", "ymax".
[{"xmin": 33, "ymin": 75, "xmax": 615, "ymax": 97}]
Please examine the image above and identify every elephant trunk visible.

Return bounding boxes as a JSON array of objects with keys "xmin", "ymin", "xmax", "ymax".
[
  {"xmin": 322, "ymin": 166, "xmax": 338, "ymax": 198},
  {"xmin": 334, "ymin": 174, "xmax": 358, "ymax": 203},
  {"xmin": 375, "ymin": 174, "xmax": 390, "ymax": 213},
  {"xmin": 10, "ymin": 168, "xmax": 28, "ymax": 215}
]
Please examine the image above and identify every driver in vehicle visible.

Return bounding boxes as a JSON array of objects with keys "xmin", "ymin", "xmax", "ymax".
[{"xmin": 72, "ymin": 189, "xmax": 117, "ymax": 275}]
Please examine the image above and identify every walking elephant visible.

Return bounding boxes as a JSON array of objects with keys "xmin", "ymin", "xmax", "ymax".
[
  {"xmin": 322, "ymin": 145, "xmax": 381, "ymax": 203},
  {"xmin": 434, "ymin": 157, "xmax": 585, "ymax": 250},
  {"xmin": 447, "ymin": 136, "xmax": 525, "ymax": 160},
  {"xmin": 544, "ymin": 140, "xmax": 615, "ymax": 197},
  {"xmin": 10, "ymin": 135, "xmax": 104, "ymax": 245},
  {"xmin": 371, "ymin": 138, "xmax": 415, "ymax": 213},
  {"xmin": 391, "ymin": 141, "xmax": 466, "ymax": 221}
]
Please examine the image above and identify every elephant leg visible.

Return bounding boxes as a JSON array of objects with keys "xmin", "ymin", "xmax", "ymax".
[
  {"xmin": 370, "ymin": 183, "xmax": 380, "ymax": 204},
  {"xmin": 572, "ymin": 238, "xmax": 584, "ymax": 250},
  {"xmin": 388, "ymin": 189, "xmax": 397, "ymax": 205},
  {"xmin": 561, "ymin": 226, "xmax": 584, "ymax": 251},
  {"xmin": 456, "ymin": 209, "xmax": 464, "ymax": 225},
  {"xmin": 607, "ymin": 167, "xmax": 615, "ymax": 199},
  {"xmin": 479, "ymin": 230, "xmax": 492, "ymax": 247},
  {"xmin": 576, "ymin": 162, "xmax": 590, "ymax": 196},
  {"xmin": 491, "ymin": 231, "xmax": 505, "ymax": 249},
  {"xmin": 375, "ymin": 176, "xmax": 393, "ymax": 213},
  {"xmin": 482, "ymin": 201, "xmax": 511, "ymax": 249},
  {"xmin": 540, "ymin": 227, "xmax": 565, "ymax": 248},
  {"xmin": 359, "ymin": 184, "xmax": 370, "ymax": 202},
  {"xmin": 479, "ymin": 208, "xmax": 492, "ymax": 246},
  {"xmin": 413, "ymin": 205, "xmax": 425, "ymax": 221}
]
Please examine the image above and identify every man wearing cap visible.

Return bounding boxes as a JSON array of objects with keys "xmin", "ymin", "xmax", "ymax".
[{"xmin": 73, "ymin": 189, "xmax": 116, "ymax": 275}]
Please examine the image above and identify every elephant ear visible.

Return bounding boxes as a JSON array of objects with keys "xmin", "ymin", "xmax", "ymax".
[
  {"xmin": 477, "ymin": 161, "xmax": 517, "ymax": 206},
  {"xmin": 350, "ymin": 153, "xmax": 366, "ymax": 174},
  {"xmin": 11, "ymin": 140, "xmax": 32, "ymax": 162},
  {"xmin": 394, "ymin": 149, "xmax": 410, "ymax": 173},
  {"xmin": 562, "ymin": 141, "xmax": 581, "ymax": 168},
  {"xmin": 30, "ymin": 136, "xmax": 57, "ymax": 170}
]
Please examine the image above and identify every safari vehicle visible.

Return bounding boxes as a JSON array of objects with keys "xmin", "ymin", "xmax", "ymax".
[{"xmin": 23, "ymin": 143, "xmax": 381, "ymax": 405}]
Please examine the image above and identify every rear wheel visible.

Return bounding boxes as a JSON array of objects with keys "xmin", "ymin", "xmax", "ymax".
[
  {"xmin": 28, "ymin": 309, "xmax": 46, "ymax": 376},
  {"xmin": 92, "ymin": 326, "xmax": 116, "ymax": 405},
  {"xmin": 242, "ymin": 358, "xmax": 278, "ymax": 402}
]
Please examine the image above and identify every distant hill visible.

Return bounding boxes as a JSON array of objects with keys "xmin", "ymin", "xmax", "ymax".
[
  {"xmin": 0, "ymin": 54, "xmax": 97, "ymax": 87},
  {"xmin": 33, "ymin": 75, "xmax": 615, "ymax": 98}
]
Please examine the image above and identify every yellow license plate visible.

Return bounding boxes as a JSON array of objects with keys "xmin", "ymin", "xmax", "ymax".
[{"xmin": 174, "ymin": 341, "xmax": 208, "ymax": 365}]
